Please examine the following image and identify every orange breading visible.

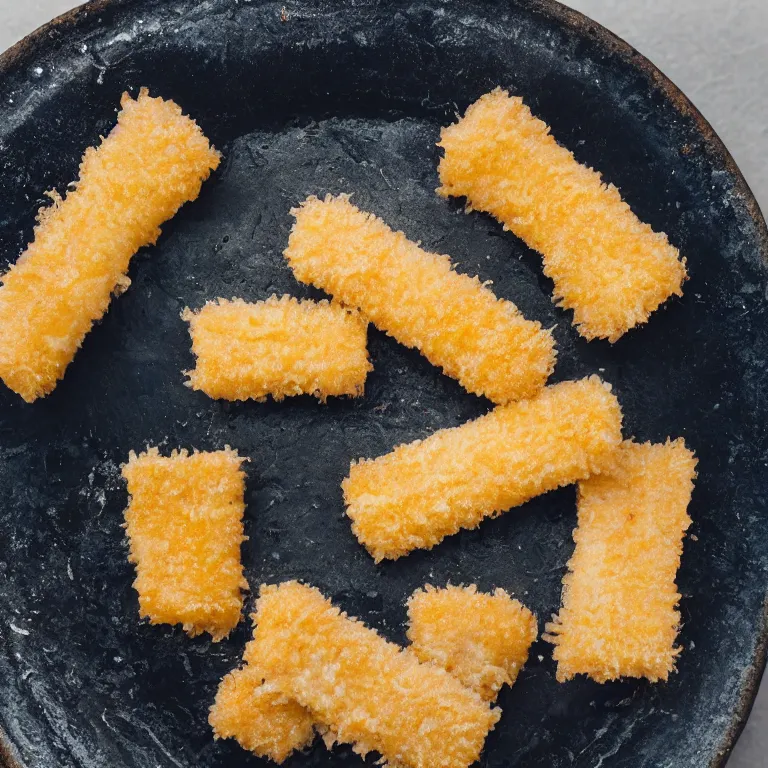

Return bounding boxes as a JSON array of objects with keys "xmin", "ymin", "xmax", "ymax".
[
  {"xmin": 343, "ymin": 376, "xmax": 623, "ymax": 561},
  {"xmin": 122, "ymin": 447, "xmax": 248, "ymax": 641},
  {"xmin": 247, "ymin": 581, "xmax": 500, "ymax": 768},
  {"xmin": 284, "ymin": 194, "xmax": 555, "ymax": 405},
  {"xmin": 544, "ymin": 440, "xmax": 697, "ymax": 683},
  {"xmin": 438, "ymin": 89, "xmax": 687, "ymax": 342},
  {"xmin": 0, "ymin": 88, "xmax": 220, "ymax": 402},
  {"xmin": 407, "ymin": 585, "xmax": 537, "ymax": 701},
  {"xmin": 182, "ymin": 295, "xmax": 371, "ymax": 402},
  {"xmin": 209, "ymin": 664, "xmax": 314, "ymax": 763},
  {"xmin": 211, "ymin": 583, "xmax": 534, "ymax": 763}
]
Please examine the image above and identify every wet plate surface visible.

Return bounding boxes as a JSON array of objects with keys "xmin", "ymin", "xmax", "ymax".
[{"xmin": 0, "ymin": 1, "xmax": 766, "ymax": 766}]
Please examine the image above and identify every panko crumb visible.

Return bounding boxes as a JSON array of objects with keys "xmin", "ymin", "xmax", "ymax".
[
  {"xmin": 0, "ymin": 88, "xmax": 220, "ymax": 402},
  {"xmin": 544, "ymin": 440, "xmax": 697, "ymax": 682},
  {"xmin": 284, "ymin": 194, "xmax": 555, "ymax": 405},
  {"xmin": 246, "ymin": 581, "xmax": 500, "ymax": 768},
  {"xmin": 182, "ymin": 295, "xmax": 371, "ymax": 402},
  {"xmin": 211, "ymin": 583, "xmax": 535, "ymax": 763},
  {"xmin": 438, "ymin": 89, "xmax": 687, "ymax": 342},
  {"xmin": 407, "ymin": 584, "xmax": 538, "ymax": 701},
  {"xmin": 122, "ymin": 446, "xmax": 248, "ymax": 641},
  {"xmin": 344, "ymin": 376, "xmax": 623, "ymax": 561},
  {"xmin": 209, "ymin": 664, "xmax": 314, "ymax": 763}
]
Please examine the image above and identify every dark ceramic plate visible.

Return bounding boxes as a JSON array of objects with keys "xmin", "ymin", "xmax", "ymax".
[{"xmin": 0, "ymin": 0, "xmax": 766, "ymax": 766}]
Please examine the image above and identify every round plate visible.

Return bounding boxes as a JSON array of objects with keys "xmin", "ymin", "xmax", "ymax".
[{"xmin": 0, "ymin": 1, "xmax": 766, "ymax": 766}]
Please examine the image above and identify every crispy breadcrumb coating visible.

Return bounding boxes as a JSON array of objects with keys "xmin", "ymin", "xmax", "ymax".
[
  {"xmin": 122, "ymin": 447, "xmax": 248, "ymax": 641},
  {"xmin": 284, "ymin": 194, "xmax": 555, "ymax": 404},
  {"xmin": 211, "ymin": 583, "xmax": 534, "ymax": 762},
  {"xmin": 344, "ymin": 376, "xmax": 623, "ymax": 561},
  {"xmin": 407, "ymin": 585, "xmax": 537, "ymax": 701},
  {"xmin": 0, "ymin": 89, "xmax": 220, "ymax": 402},
  {"xmin": 182, "ymin": 295, "xmax": 371, "ymax": 402},
  {"xmin": 438, "ymin": 89, "xmax": 687, "ymax": 342},
  {"xmin": 247, "ymin": 581, "xmax": 500, "ymax": 768},
  {"xmin": 209, "ymin": 664, "xmax": 314, "ymax": 763},
  {"xmin": 544, "ymin": 440, "xmax": 697, "ymax": 683}
]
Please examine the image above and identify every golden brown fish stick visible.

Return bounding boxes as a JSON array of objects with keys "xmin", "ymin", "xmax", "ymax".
[
  {"xmin": 284, "ymin": 194, "xmax": 555, "ymax": 404},
  {"xmin": 183, "ymin": 296, "xmax": 371, "ymax": 401},
  {"xmin": 247, "ymin": 581, "xmax": 499, "ymax": 768},
  {"xmin": 344, "ymin": 376, "xmax": 623, "ymax": 561},
  {"xmin": 438, "ymin": 89, "xmax": 687, "ymax": 342},
  {"xmin": 211, "ymin": 583, "xmax": 533, "ymax": 762},
  {"xmin": 407, "ymin": 585, "xmax": 537, "ymax": 701},
  {"xmin": 544, "ymin": 440, "xmax": 697, "ymax": 682},
  {"xmin": 122, "ymin": 447, "xmax": 248, "ymax": 641},
  {"xmin": 0, "ymin": 89, "xmax": 220, "ymax": 402},
  {"xmin": 209, "ymin": 665, "xmax": 314, "ymax": 764}
]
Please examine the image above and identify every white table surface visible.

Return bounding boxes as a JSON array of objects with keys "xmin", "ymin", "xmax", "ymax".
[{"xmin": 0, "ymin": 1, "xmax": 765, "ymax": 766}]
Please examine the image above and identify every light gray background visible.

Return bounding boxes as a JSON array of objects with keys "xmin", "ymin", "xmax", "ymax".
[{"xmin": 0, "ymin": 0, "xmax": 765, "ymax": 766}]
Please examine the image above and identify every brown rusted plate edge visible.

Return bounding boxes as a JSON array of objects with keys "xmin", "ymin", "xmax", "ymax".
[
  {"xmin": 527, "ymin": 0, "xmax": 768, "ymax": 253},
  {"xmin": 523, "ymin": 5, "xmax": 768, "ymax": 766}
]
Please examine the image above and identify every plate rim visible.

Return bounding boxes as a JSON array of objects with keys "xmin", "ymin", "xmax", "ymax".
[{"xmin": 0, "ymin": 0, "xmax": 766, "ymax": 766}]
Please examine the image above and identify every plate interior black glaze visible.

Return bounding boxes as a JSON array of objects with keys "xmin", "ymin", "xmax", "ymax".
[{"xmin": 0, "ymin": 1, "xmax": 767, "ymax": 766}]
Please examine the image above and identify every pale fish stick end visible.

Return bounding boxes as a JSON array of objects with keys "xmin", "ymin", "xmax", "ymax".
[
  {"xmin": 568, "ymin": 244, "xmax": 689, "ymax": 343},
  {"xmin": 126, "ymin": 87, "xmax": 222, "ymax": 170},
  {"xmin": 209, "ymin": 665, "xmax": 315, "ymax": 763},
  {"xmin": 346, "ymin": 509, "xmax": 409, "ymax": 563},
  {"xmin": 461, "ymin": 311, "xmax": 556, "ymax": 405},
  {"xmin": 407, "ymin": 584, "xmax": 538, "ymax": 700},
  {"xmin": 343, "ymin": 462, "xmax": 438, "ymax": 562}
]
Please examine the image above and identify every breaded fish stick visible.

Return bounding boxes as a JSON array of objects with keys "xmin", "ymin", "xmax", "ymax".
[
  {"xmin": 183, "ymin": 295, "xmax": 371, "ymax": 402},
  {"xmin": 0, "ymin": 89, "xmax": 220, "ymax": 402},
  {"xmin": 438, "ymin": 89, "xmax": 687, "ymax": 342},
  {"xmin": 247, "ymin": 581, "xmax": 500, "ymax": 768},
  {"xmin": 209, "ymin": 665, "xmax": 314, "ymax": 763},
  {"xmin": 211, "ymin": 584, "xmax": 533, "ymax": 762},
  {"xmin": 284, "ymin": 194, "xmax": 555, "ymax": 404},
  {"xmin": 122, "ymin": 447, "xmax": 248, "ymax": 641},
  {"xmin": 544, "ymin": 440, "xmax": 697, "ymax": 682},
  {"xmin": 407, "ymin": 585, "xmax": 537, "ymax": 701},
  {"xmin": 344, "ymin": 376, "xmax": 623, "ymax": 561}
]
